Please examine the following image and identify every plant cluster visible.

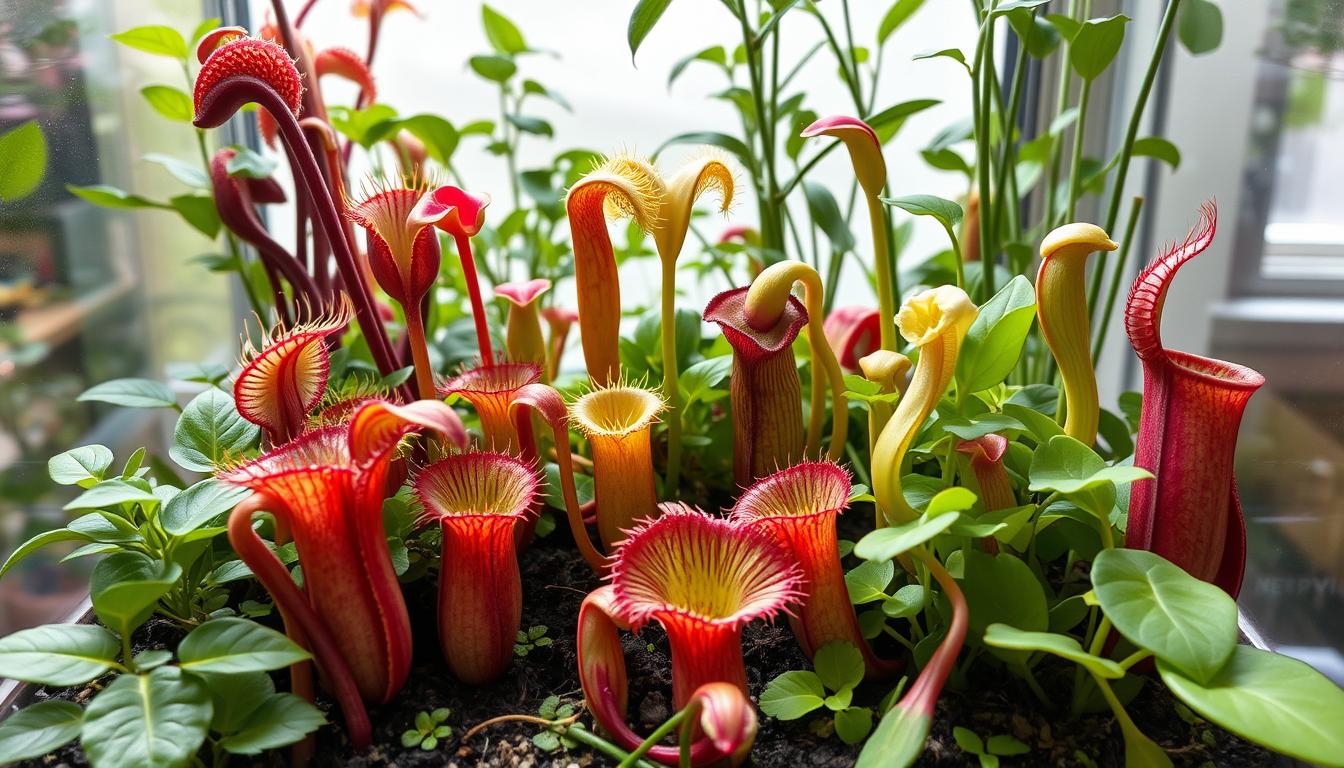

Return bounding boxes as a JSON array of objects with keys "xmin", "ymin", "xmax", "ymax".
[{"xmin": 2, "ymin": 1, "xmax": 1344, "ymax": 768}]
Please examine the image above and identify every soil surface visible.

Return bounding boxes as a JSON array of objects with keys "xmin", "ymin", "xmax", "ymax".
[{"xmin": 12, "ymin": 508, "xmax": 1282, "ymax": 767}]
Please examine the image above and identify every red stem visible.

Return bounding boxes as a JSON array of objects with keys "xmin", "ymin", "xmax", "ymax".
[{"xmin": 455, "ymin": 232, "xmax": 495, "ymax": 365}]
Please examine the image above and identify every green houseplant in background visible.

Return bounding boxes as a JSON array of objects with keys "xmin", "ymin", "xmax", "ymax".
[{"xmin": 1, "ymin": 0, "xmax": 1342, "ymax": 766}]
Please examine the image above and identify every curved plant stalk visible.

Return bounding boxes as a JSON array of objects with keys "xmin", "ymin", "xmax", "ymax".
[
  {"xmin": 569, "ymin": 383, "xmax": 665, "ymax": 551},
  {"xmin": 416, "ymin": 451, "xmax": 538, "ymax": 684},
  {"xmin": 644, "ymin": 150, "xmax": 736, "ymax": 495},
  {"xmin": 495, "ymin": 279, "xmax": 551, "ymax": 378},
  {"xmin": 541, "ymin": 306, "xmax": 579, "ymax": 381},
  {"xmin": 565, "ymin": 156, "xmax": 660, "ymax": 385},
  {"xmin": 234, "ymin": 301, "xmax": 351, "ymax": 445},
  {"xmin": 439, "ymin": 361, "xmax": 542, "ymax": 453},
  {"xmin": 578, "ymin": 507, "xmax": 797, "ymax": 765},
  {"xmin": 348, "ymin": 181, "xmax": 443, "ymax": 400},
  {"xmin": 221, "ymin": 399, "xmax": 467, "ymax": 706},
  {"xmin": 744, "ymin": 260, "xmax": 848, "ymax": 460},
  {"xmin": 616, "ymin": 683, "xmax": 758, "ymax": 768},
  {"xmin": 193, "ymin": 35, "xmax": 399, "ymax": 378},
  {"xmin": 412, "ymin": 185, "xmax": 494, "ymax": 364},
  {"xmin": 824, "ymin": 306, "xmax": 881, "ymax": 372},
  {"xmin": 1124, "ymin": 204, "xmax": 1264, "ymax": 596},
  {"xmin": 871, "ymin": 287, "xmax": 977, "ymax": 526},
  {"xmin": 858, "ymin": 350, "xmax": 911, "ymax": 469},
  {"xmin": 508, "ymin": 382, "xmax": 607, "ymax": 573},
  {"xmin": 704, "ymin": 285, "xmax": 806, "ymax": 485},
  {"xmin": 801, "ymin": 116, "xmax": 895, "ymax": 352},
  {"xmin": 730, "ymin": 461, "xmax": 900, "ymax": 678},
  {"xmin": 1036, "ymin": 223, "xmax": 1118, "ymax": 445}
]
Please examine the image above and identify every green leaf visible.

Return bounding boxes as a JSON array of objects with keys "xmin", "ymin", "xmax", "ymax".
[
  {"xmin": 803, "ymin": 180, "xmax": 855, "ymax": 253},
  {"xmin": 913, "ymin": 48, "xmax": 969, "ymax": 70},
  {"xmin": 834, "ymin": 706, "xmax": 874, "ymax": 744},
  {"xmin": 0, "ymin": 529, "xmax": 92, "ymax": 579},
  {"xmin": 845, "ymin": 559, "xmax": 894, "ymax": 604},
  {"xmin": 627, "ymin": 0, "xmax": 673, "ymax": 61},
  {"xmin": 855, "ymin": 704, "xmax": 930, "ymax": 768},
  {"xmin": 1068, "ymin": 14, "xmax": 1129, "ymax": 81},
  {"xmin": 67, "ymin": 512, "xmax": 140, "ymax": 543},
  {"xmin": 140, "ymin": 85, "xmax": 193, "ymax": 122},
  {"xmin": 814, "ymin": 641, "xmax": 865, "ymax": 695},
  {"xmin": 759, "ymin": 671, "xmax": 826, "ymax": 720},
  {"xmin": 882, "ymin": 584, "xmax": 926, "ymax": 619},
  {"xmin": 91, "ymin": 553, "xmax": 182, "ymax": 638},
  {"xmin": 0, "ymin": 624, "xmax": 121, "ymax": 685},
  {"xmin": 67, "ymin": 184, "xmax": 163, "ymax": 209},
  {"xmin": 987, "ymin": 733, "xmax": 1030, "ymax": 756},
  {"xmin": 82, "ymin": 666, "xmax": 212, "ymax": 768},
  {"xmin": 983, "ymin": 623, "xmax": 1124, "ymax": 679},
  {"xmin": 142, "ymin": 152, "xmax": 210, "ymax": 189},
  {"xmin": 169, "ymin": 193, "xmax": 222, "ymax": 238},
  {"xmin": 939, "ymin": 413, "xmax": 1027, "ymax": 441},
  {"xmin": 162, "ymin": 479, "xmax": 249, "ymax": 536},
  {"xmin": 79, "ymin": 378, "xmax": 176, "ymax": 409},
  {"xmin": 882, "ymin": 194, "xmax": 964, "ymax": 229},
  {"xmin": 960, "ymin": 550, "xmax": 1048, "ymax": 663},
  {"xmin": 866, "ymin": 98, "xmax": 939, "ymax": 143},
  {"xmin": 655, "ymin": 131, "xmax": 756, "ymax": 174},
  {"xmin": 220, "ymin": 146, "xmax": 275, "ymax": 179},
  {"xmin": 1159, "ymin": 646, "xmax": 1344, "ymax": 766},
  {"xmin": 927, "ymin": 487, "xmax": 977, "ymax": 517},
  {"xmin": 1091, "ymin": 548, "xmax": 1237, "ymax": 683},
  {"xmin": 399, "ymin": 114, "xmax": 459, "ymax": 165},
  {"xmin": 64, "ymin": 478, "xmax": 159, "ymax": 510},
  {"xmin": 469, "ymin": 54, "xmax": 517, "ymax": 82},
  {"xmin": 0, "ymin": 700, "xmax": 83, "ymax": 763},
  {"xmin": 110, "ymin": 25, "xmax": 188, "ymax": 59},
  {"xmin": 668, "ymin": 46, "xmax": 726, "ymax": 89},
  {"xmin": 505, "ymin": 113, "xmax": 553, "ymax": 137},
  {"xmin": 679, "ymin": 356, "xmax": 732, "ymax": 407},
  {"xmin": 953, "ymin": 726, "xmax": 984, "ymax": 754},
  {"xmin": 853, "ymin": 512, "xmax": 959, "ymax": 562},
  {"xmin": 202, "ymin": 671, "xmax": 273, "ymax": 734},
  {"xmin": 482, "ymin": 4, "xmax": 527, "ymax": 54},
  {"xmin": 49, "ymin": 444, "xmax": 115, "ymax": 487},
  {"xmin": 1027, "ymin": 434, "xmax": 1150, "ymax": 510},
  {"xmin": 0, "ymin": 121, "xmax": 47, "ymax": 202},
  {"xmin": 1131, "ymin": 136, "xmax": 1181, "ymax": 169},
  {"xmin": 1177, "ymin": 0, "xmax": 1222, "ymax": 55},
  {"xmin": 1046, "ymin": 14, "xmax": 1082, "ymax": 42},
  {"xmin": 219, "ymin": 694, "xmax": 326, "ymax": 754},
  {"xmin": 179, "ymin": 617, "xmax": 312, "ymax": 673},
  {"xmin": 328, "ymin": 104, "xmax": 399, "ymax": 147},
  {"xmin": 167, "ymin": 361, "xmax": 230, "ymax": 385},
  {"xmin": 170, "ymin": 388, "xmax": 260, "ymax": 472},
  {"xmin": 957, "ymin": 276, "xmax": 1036, "ymax": 393},
  {"xmin": 878, "ymin": 0, "xmax": 926, "ymax": 44}
]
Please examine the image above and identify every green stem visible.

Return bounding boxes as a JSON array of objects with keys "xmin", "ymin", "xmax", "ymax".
[
  {"xmin": 1091, "ymin": 195, "xmax": 1144, "ymax": 361},
  {"xmin": 563, "ymin": 724, "xmax": 662, "ymax": 768},
  {"xmin": 994, "ymin": 37, "xmax": 1029, "ymax": 246},
  {"xmin": 972, "ymin": 10, "xmax": 996, "ymax": 299},
  {"xmin": 1065, "ymin": 78, "xmax": 1092, "ymax": 223},
  {"xmin": 617, "ymin": 709, "xmax": 688, "ymax": 768},
  {"xmin": 1118, "ymin": 649, "xmax": 1153, "ymax": 670},
  {"xmin": 1044, "ymin": 0, "xmax": 1079, "ymax": 230},
  {"xmin": 1089, "ymin": 0, "xmax": 1183, "ymax": 325}
]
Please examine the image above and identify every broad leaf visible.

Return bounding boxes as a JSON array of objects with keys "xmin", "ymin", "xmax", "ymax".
[
  {"xmin": 854, "ymin": 512, "xmax": 959, "ymax": 562},
  {"xmin": 90, "ymin": 552, "xmax": 182, "ymax": 638},
  {"xmin": 178, "ymin": 617, "xmax": 311, "ymax": 673},
  {"xmin": 0, "ymin": 121, "xmax": 47, "ymax": 202},
  {"xmin": 957, "ymin": 276, "xmax": 1036, "ymax": 393},
  {"xmin": 834, "ymin": 706, "xmax": 874, "ymax": 745},
  {"xmin": 960, "ymin": 550, "xmax": 1048, "ymax": 662},
  {"xmin": 49, "ymin": 445, "xmax": 114, "ymax": 487},
  {"xmin": 82, "ymin": 667, "xmax": 212, "ymax": 768},
  {"xmin": 855, "ymin": 704, "xmax": 930, "ymax": 768},
  {"xmin": 170, "ymin": 388, "xmax": 260, "ymax": 472},
  {"xmin": 814, "ymin": 641, "xmax": 865, "ymax": 695},
  {"xmin": 1028, "ymin": 435, "xmax": 1150, "ymax": 517},
  {"xmin": 64, "ymin": 478, "xmax": 159, "ymax": 511},
  {"xmin": 983, "ymin": 623, "xmax": 1124, "ymax": 679},
  {"xmin": 627, "ymin": 0, "xmax": 673, "ymax": 61},
  {"xmin": 169, "ymin": 193, "xmax": 222, "ymax": 238},
  {"xmin": 0, "ymin": 528, "xmax": 92, "ymax": 579},
  {"xmin": 78, "ymin": 378, "xmax": 176, "ymax": 409},
  {"xmin": 202, "ymin": 672, "xmax": 274, "ymax": 734},
  {"xmin": 0, "ymin": 700, "xmax": 83, "ymax": 763},
  {"xmin": 1177, "ymin": 0, "xmax": 1222, "ymax": 55},
  {"xmin": 468, "ymin": 54, "xmax": 516, "ymax": 82},
  {"xmin": 1068, "ymin": 14, "xmax": 1129, "ymax": 81},
  {"xmin": 399, "ymin": 114, "xmax": 459, "ymax": 165},
  {"xmin": 140, "ymin": 85, "xmax": 193, "ymax": 122},
  {"xmin": 218, "ymin": 693, "xmax": 326, "ymax": 754},
  {"xmin": 1131, "ymin": 136, "xmax": 1181, "ymax": 169},
  {"xmin": 939, "ymin": 413, "xmax": 1027, "ymax": 441},
  {"xmin": 803, "ymin": 180, "xmax": 855, "ymax": 253},
  {"xmin": 759, "ymin": 671, "xmax": 825, "ymax": 720},
  {"xmin": 845, "ymin": 560, "xmax": 894, "ymax": 604},
  {"xmin": 878, "ymin": 0, "xmax": 926, "ymax": 44},
  {"xmin": 481, "ymin": 4, "xmax": 527, "ymax": 54},
  {"xmin": 1158, "ymin": 646, "xmax": 1344, "ymax": 766},
  {"xmin": 0, "ymin": 624, "xmax": 121, "ymax": 686},
  {"xmin": 1091, "ymin": 548, "xmax": 1237, "ymax": 683},
  {"xmin": 110, "ymin": 25, "xmax": 188, "ymax": 59},
  {"xmin": 882, "ymin": 194, "xmax": 964, "ymax": 229},
  {"xmin": 142, "ymin": 153, "xmax": 210, "ymax": 188},
  {"xmin": 162, "ymin": 479, "xmax": 249, "ymax": 536}
]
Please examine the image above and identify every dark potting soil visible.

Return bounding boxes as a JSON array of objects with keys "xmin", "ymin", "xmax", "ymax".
[{"xmin": 11, "ymin": 509, "xmax": 1280, "ymax": 768}]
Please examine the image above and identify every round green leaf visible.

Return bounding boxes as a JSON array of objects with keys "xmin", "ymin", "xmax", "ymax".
[
  {"xmin": 49, "ymin": 444, "xmax": 115, "ymax": 487},
  {"xmin": 0, "ymin": 624, "xmax": 120, "ymax": 686},
  {"xmin": 814, "ymin": 641, "xmax": 865, "ymax": 695},
  {"xmin": 0, "ymin": 121, "xmax": 47, "ymax": 202},
  {"xmin": 78, "ymin": 378, "xmax": 176, "ymax": 409},
  {"xmin": 469, "ymin": 54, "xmax": 516, "ymax": 82},
  {"xmin": 854, "ymin": 512, "xmax": 958, "ymax": 562},
  {"xmin": 218, "ymin": 693, "xmax": 326, "ymax": 755},
  {"xmin": 178, "ymin": 617, "xmax": 311, "ymax": 674},
  {"xmin": 957, "ymin": 276, "xmax": 1037, "ymax": 393},
  {"xmin": 1159, "ymin": 646, "xmax": 1344, "ymax": 767},
  {"xmin": 481, "ymin": 4, "xmax": 527, "ymax": 54},
  {"xmin": 91, "ymin": 553, "xmax": 182, "ymax": 638},
  {"xmin": 960, "ymin": 551, "xmax": 1048, "ymax": 662},
  {"xmin": 201, "ymin": 671, "xmax": 274, "ymax": 734},
  {"xmin": 170, "ymin": 388, "xmax": 260, "ymax": 472},
  {"xmin": 1068, "ymin": 14, "xmax": 1129, "ymax": 81},
  {"xmin": 140, "ymin": 85, "xmax": 193, "ymax": 122},
  {"xmin": 1091, "ymin": 548, "xmax": 1237, "ymax": 683},
  {"xmin": 82, "ymin": 666, "xmax": 212, "ymax": 768},
  {"xmin": 845, "ymin": 559, "xmax": 894, "ymax": 605},
  {"xmin": 0, "ymin": 700, "xmax": 83, "ymax": 763},
  {"xmin": 109, "ymin": 25, "xmax": 188, "ymax": 59},
  {"xmin": 834, "ymin": 706, "xmax": 874, "ymax": 745},
  {"xmin": 759, "ymin": 671, "xmax": 825, "ymax": 720},
  {"xmin": 1177, "ymin": 0, "xmax": 1222, "ymax": 55},
  {"xmin": 983, "ymin": 623, "xmax": 1124, "ymax": 679},
  {"xmin": 162, "ymin": 479, "xmax": 249, "ymax": 536}
]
